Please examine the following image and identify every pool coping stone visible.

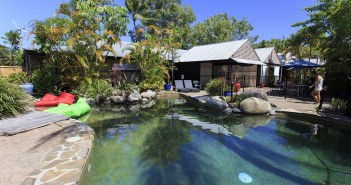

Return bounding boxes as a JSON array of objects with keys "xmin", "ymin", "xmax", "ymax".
[{"xmin": 21, "ymin": 119, "xmax": 94, "ymax": 185}]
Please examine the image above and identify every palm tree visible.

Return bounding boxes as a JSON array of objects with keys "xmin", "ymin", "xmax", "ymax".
[
  {"xmin": 125, "ymin": 0, "xmax": 147, "ymax": 33},
  {"xmin": 284, "ymin": 33, "xmax": 305, "ymax": 59}
]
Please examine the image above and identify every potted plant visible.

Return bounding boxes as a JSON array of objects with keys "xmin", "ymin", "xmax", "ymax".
[
  {"xmin": 231, "ymin": 71, "xmax": 242, "ymax": 93},
  {"xmin": 164, "ymin": 73, "xmax": 172, "ymax": 91}
]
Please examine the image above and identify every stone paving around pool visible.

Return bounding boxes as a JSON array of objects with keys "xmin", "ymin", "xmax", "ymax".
[{"xmin": 21, "ymin": 119, "xmax": 94, "ymax": 185}]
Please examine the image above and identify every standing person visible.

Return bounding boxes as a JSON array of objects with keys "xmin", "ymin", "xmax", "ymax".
[{"xmin": 309, "ymin": 71, "xmax": 323, "ymax": 104}]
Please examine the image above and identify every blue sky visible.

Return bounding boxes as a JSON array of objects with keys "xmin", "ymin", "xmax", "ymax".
[{"xmin": 0, "ymin": 0, "xmax": 317, "ymax": 48}]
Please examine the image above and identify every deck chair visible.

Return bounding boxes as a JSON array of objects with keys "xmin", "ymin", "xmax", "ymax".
[
  {"xmin": 184, "ymin": 80, "xmax": 201, "ymax": 92},
  {"xmin": 174, "ymin": 80, "xmax": 190, "ymax": 93}
]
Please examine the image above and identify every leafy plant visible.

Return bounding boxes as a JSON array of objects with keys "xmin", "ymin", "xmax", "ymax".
[
  {"xmin": 233, "ymin": 94, "xmax": 249, "ymax": 107},
  {"xmin": 330, "ymin": 98, "xmax": 348, "ymax": 113},
  {"xmin": 121, "ymin": 26, "xmax": 171, "ymax": 91},
  {"xmin": 31, "ymin": 0, "xmax": 129, "ymax": 91},
  {"xmin": 31, "ymin": 68, "xmax": 62, "ymax": 95},
  {"xmin": 74, "ymin": 78, "xmax": 111, "ymax": 99},
  {"xmin": 0, "ymin": 30, "xmax": 23, "ymax": 66},
  {"xmin": 0, "ymin": 77, "xmax": 32, "ymax": 119},
  {"xmin": 205, "ymin": 78, "xmax": 226, "ymax": 96},
  {"xmin": 7, "ymin": 72, "xmax": 28, "ymax": 84}
]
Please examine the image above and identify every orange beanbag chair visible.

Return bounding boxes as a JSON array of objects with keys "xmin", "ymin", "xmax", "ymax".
[{"xmin": 34, "ymin": 92, "xmax": 75, "ymax": 107}]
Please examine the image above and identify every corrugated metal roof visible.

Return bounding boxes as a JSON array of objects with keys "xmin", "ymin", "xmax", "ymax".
[
  {"xmin": 107, "ymin": 41, "xmax": 187, "ymax": 61},
  {"xmin": 179, "ymin": 40, "xmax": 248, "ymax": 62},
  {"xmin": 255, "ymin": 47, "xmax": 274, "ymax": 62}
]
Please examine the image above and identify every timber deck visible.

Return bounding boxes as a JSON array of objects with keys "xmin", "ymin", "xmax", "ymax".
[{"xmin": 0, "ymin": 111, "xmax": 68, "ymax": 136}]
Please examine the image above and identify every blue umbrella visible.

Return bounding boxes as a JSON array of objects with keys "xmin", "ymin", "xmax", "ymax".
[{"xmin": 283, "ymin": 59, "xmax": 322, "ymax": 68}]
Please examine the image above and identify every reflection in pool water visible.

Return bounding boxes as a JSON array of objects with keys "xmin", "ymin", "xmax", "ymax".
[{"xmin": 82, "ymin": 99, "xmax": 351, "ymax": 185}]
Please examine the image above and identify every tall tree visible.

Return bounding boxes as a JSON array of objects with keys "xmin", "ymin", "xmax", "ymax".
[
  {"xmin": 125, "ymin": 0, "xmax": 147, "ymax": 33},
  {"xmin": 0, "ymin": 30, "xmax": 22, "ymax": 66},
  {"xmin": 283, "ymin": 32, "xmax": 305, "ymax": 59},
  {"xmin": 254, "ymin": 38, "xmax": 287, "ymax": 53},
  {"xmin": 293, "ymin": 0, "xmax": 351, "ymax": 74},
  {"xmin": 127, "ymin": 0, "xmax": 195, "ymax": 48},
  {"xmin": 31, "ymin": 0, "xmax": 129, "ymax": 89},
  {"xmin": 190, "ymin": 13, "xmax": 257, "ymax": 46}
]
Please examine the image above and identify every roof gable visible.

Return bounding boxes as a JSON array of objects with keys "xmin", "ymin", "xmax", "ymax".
[
  {"xmin": 179, "ymin": 40, "xmax": 248, "ymax": 62},
  {"xmin": 255, "ymin": 47, "xmax": 281, "ymax": 65},
  {"xmin": 232, "ymin": 41, "xmax": 260, "ymax": 61}
]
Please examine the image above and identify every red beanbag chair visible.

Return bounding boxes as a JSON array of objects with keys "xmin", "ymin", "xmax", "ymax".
[
  {"xmin": 56, "ymin": 92, "xmax": 75, "ymax": 105},
  {"xmin": 34, "ymin": 92, "xmax": 75, "ymax": 107}
]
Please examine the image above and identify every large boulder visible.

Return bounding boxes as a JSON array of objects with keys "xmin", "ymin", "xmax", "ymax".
[
  {"xmin": 241, "ymin": 89, "xmax": 268, "ymax": 101},
  {"xmin": 128, "ymin": 90, "xmax": 142, "ymax": 102},
  {"xmin": 205, "ymin": 98, "xmax": 228, "ymax": 111},
  {"xmin": 239, "ymin": 97, "xmax": 271, "ymax": 114},
  {"xmin": 110, "ymin": 95, "xmax": 125, "ymax": 104},
  {"xmin": 141, "ymin": 90, "xmax": 156, "ymax": 99}
]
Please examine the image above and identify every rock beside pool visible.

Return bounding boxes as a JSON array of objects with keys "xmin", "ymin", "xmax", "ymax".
[
  {"xmin": 240, "ymin": 97, "xmax": 271, "ymax": 114},
  {"xmin": 205, "ymin": 98, "xmax": 228, "ymax": 111},
  {"xmin": 111, "ymin": 89, "xmax": 122, "ymax": 96},
  {"xmin": 141, "ymin": 90, "xmax": 156, "ymax": 99},
  {"xmin": 111, "ymin": 95, "xmax": 125, "ymax": 103},
  {"xmin": 241, "ymin": 89, "xmax": 268, "ymax": 101},
  {"xmin": 222, "ymin": 108, "xmax": 233, "ymax": 114},
  {"xmin": 128, "ymin": 90, "xmax": 142, "ymax": 102},
  {"xmin": 86, "ymin": 98, "xmax": 95, "ymax": 106},
  {"xmin": 233, "ymin": 108, "xmax": 241, "ymax": 113}
]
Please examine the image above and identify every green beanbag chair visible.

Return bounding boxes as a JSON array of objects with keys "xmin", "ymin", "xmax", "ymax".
[{"xmin": 44, "ymin": 98, "xmax": 91, "ymax": 118}]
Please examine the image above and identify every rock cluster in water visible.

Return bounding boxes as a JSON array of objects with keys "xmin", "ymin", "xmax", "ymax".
[
  {"xmin": 86, "ymin": 89, "xmax": 156, "ymax": 106},
  {"xmin": 202, "ymin": 89, "xmax": 272, "ymax": 115}
]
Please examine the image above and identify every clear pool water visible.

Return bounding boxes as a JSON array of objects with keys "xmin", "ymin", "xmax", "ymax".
[{"xmin": 81, "ymin": 99, "xmax": 351, "ymax": 185}]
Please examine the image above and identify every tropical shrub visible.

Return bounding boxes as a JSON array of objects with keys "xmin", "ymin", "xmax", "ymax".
[
  {"xmin": 122, "ymin": 39, "xmax": 169, "ymax": 91},
  {"xmin": 7, "ymin": 72, "xmax": 28, "ymax": 84},
  {"xmin": 205, "ymin": 78, "xmax": 226, "ymax": 96},
  {"xmin": 74, "ymin": 79, "xmax": 111, "ymax": 99},
  {"xmin": 0, "ymin": 78, "xmax": 32, "ymax": 119},
  {"xmin": 31, "ymin": 68, "xmax": 62, "ymax": 95},
  {"xmin": 330, "ymin": 98, "xmax": 348, "ymax": 112}
]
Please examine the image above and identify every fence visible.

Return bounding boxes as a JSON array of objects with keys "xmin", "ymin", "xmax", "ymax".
[{"xmin": 0, "ymin": 66, "xmax": 24, "ymax": 77}]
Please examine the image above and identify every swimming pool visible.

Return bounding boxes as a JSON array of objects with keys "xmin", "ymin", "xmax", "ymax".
[{"xmin": 81, "ymin": 99, "xmax": 351, "ymax": 185}]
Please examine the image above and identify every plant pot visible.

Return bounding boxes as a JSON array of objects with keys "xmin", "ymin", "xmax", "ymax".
[
  {"xmin": 19, "ymin": 82, "xmax": 34, "ymax": 94},
  {"xmin": 234, "ymin": 82, "xmax": 240, "ymax": 92},
  {"xmin": 223, "ymin": 91, "xmax": 232, "ymax": 96},
  {"xmin": 259, "ymin": 82, "xmax": 264, "ymax": 88},
  {"xmin": 164, "ymin": 84, "xmax": 172, "ymax": 91}
]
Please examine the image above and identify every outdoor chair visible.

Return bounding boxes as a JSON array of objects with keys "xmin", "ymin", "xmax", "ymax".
[
  {"xmin": 184, "ymin": 80, "xmax": 201, "ymax": 92},
  {"xmin": 174, "ymin": 80, "xmax": 190, "ymax": 93}
]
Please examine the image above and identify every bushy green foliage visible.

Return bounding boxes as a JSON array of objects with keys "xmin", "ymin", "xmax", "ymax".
[
  {"xmin": 0, "ymin": 78, "xmax": 32, "ymax": 119},
  {"xmin": 31, "ymin": 69, "xmax": 62, "ymax": 95},
  {"xmin": 232, "ymin": 94, "xmax": 249, "ymax": 107},
  {"xmin": 7, "ymin": 72, "xmax": 28, "ymax": 84},
  {"xmin": 74, "ymin": 79, "xmax": 111, "ymax": 99},
  {"xmin": 122, "ymin": 30, "xmax": 170, "ymax": 91},
  {"xmin": 330, "ymin": 98, "xmax": 348, "ymax": 112},
  {"xmin": 205, "ymin": 78, "xmax": 226, "ymax": 96}
]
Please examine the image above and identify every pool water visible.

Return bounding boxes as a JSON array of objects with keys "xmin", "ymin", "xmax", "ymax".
[{"xmin": 81, "ymin": 99, "xmax": 351, "ymax": 185}]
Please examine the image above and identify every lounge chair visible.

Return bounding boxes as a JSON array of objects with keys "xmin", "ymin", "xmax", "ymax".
[
  {"xmin": 175, "ymin": 80, "xmax": 190, "ymax": 93},
  {"xmin": 184, "ymin": 80, "xmax": 201, "ymax": 92}
]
